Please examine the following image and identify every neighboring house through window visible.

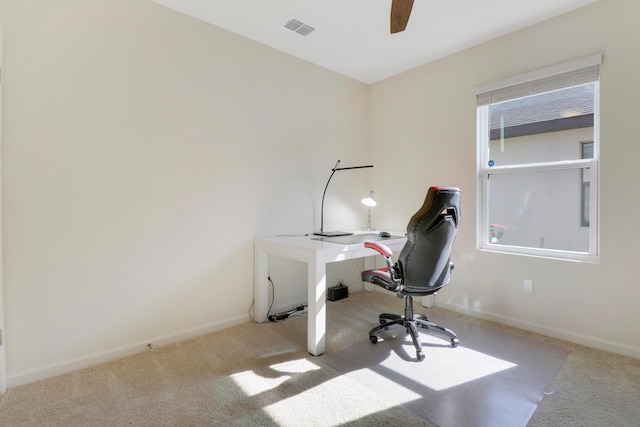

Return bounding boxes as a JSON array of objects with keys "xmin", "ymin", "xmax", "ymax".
[{"xmin": 476, "ymin": 55, "xmax": 601, "ymax": 262}]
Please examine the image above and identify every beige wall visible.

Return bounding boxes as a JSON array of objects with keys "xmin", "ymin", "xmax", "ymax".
[
  {"xmin": 370, "ymin": 0, "xmax": 640, "ymax": 358},
  {"xmin": 1, "ymin": 0, "xmax": 370, "ymax": 386}
]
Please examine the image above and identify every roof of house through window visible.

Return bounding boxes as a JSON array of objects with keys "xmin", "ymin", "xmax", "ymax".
[{"xmin": 489, "ymin": 84, "xmax": 594, "ymax": 139}]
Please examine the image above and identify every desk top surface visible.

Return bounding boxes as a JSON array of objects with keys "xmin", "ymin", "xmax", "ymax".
[
  {"xmin": 310, "ymin": 233, "xmax": 404, "ymax": 245},
  {"xmin": 255, "ymin": 231, "xmax": 406, "ymax": 254}
]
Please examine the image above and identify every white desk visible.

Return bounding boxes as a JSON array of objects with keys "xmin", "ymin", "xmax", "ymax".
[{"xmin": 254, "ymin": 232, "xmax": 407, "ymax": 356}]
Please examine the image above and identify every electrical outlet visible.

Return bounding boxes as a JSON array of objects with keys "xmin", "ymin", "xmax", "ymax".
[{"xmin": 523, "ymin": 279, "xmax": 533, "ymax": 293}]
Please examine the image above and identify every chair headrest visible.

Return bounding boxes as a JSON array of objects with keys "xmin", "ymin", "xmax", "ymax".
[{"xmin": 408, "ymin": 186, "xmax": 460, "ymax": 233}]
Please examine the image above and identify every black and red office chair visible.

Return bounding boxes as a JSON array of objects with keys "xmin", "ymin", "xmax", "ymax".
[{"xmin": 361, "ymin": 186, "xmax": 461, "ymax": 361}]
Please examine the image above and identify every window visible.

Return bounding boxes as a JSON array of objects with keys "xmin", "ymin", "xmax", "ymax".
[{"xmin": 476, "ymin": 55, "xmax": 601, "ymax": 261}]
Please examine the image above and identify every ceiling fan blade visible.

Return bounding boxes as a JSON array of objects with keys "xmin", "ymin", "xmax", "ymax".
[{"xmin": 390, "ymin": 0, "xmax": 414, "ymax": 34}]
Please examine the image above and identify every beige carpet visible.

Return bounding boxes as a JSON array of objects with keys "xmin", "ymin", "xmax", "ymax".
[{"xmin": 0, "ymin": 291, "xmax": 639, "ymax": 426}]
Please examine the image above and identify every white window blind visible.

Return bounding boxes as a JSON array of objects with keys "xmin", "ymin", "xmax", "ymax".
[{"xmin": 477, "ymin": 54, "xmax": 601, "ymax": 106}]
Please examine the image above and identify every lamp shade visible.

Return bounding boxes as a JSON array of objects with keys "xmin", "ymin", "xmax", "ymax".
[{"xmin": 361, "ymin": 190, "xmax": 377, "ymax": 207}]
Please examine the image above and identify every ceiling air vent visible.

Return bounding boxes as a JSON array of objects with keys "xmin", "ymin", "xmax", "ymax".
[{"xmin": 284, "ymin": 17, "xmax": 315, "ymax": 36}]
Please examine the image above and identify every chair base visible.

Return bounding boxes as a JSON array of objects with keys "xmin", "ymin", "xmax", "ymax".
[{"xmin": 368, "ymin": 296, "xmax": 459, "ymax": 361}]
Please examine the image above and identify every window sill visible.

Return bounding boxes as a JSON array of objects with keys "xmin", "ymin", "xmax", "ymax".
[{"xmin": 477, "ymin": 245, "xmax": 599, "ymax": 264}]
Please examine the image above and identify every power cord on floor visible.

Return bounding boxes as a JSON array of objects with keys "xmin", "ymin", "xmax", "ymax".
[
  {"xmin": 268, "ymin": 304, "xmax": 307, "ymax": 322},
  {"xmin": 249, "ymin": 276, "xmax": 276, "ymax": 324},
  {"xmin": 249, "ymin": 276, "xmax": 307, "ymax": 323}
]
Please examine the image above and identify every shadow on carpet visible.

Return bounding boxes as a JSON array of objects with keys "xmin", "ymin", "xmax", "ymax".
[{"xmin": 323, "ymin": 311, "xmax": 569, "ymax": 427}]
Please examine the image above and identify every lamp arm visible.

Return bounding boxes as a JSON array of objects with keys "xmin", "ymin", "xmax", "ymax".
[
  {"xmin": 319, "ymin": 160, "xmax": 341, "ymax": 234},
  {"xmin": 334, "ymin": 165, "xmax": 374, "ymax": 171},
  {"xmin": 318, "ymin": 160, "xmax": 374, "ymax": 234}
]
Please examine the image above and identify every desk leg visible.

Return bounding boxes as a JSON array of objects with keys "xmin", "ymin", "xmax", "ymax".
[
  {"xmin": 254, "ymin": 247, "xmax": 269, "ymax": 323},
  {"xmin": 307, "ymin": 257, "xmax": 326, "ymax": 356}
]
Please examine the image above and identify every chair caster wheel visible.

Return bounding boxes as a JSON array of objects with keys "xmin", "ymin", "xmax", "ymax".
[
  {"xmin": 417, "ymin": 351, "xmax": 425, "ymax": 361},
  {"xmin": 451, "ymin": 338, "xmax": 460, "ymax": 347},
  {"xmin": 370, "ymin": 335, "xmax": 378, "ymax": 344}
]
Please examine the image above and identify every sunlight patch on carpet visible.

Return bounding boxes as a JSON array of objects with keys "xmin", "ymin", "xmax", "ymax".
[
  {"xmin": 231, "ymin": 358, "xmax": 321, "ymax": 396},
  {"xmin": 264, "ymin": 375, "xmax": 402, "ymax": 426},
  {"xmin": 270, "ymin": 358, "xmax": 321, "ymax": 374},
  {"xmin": 426, "ymin": 346, "xmax": 517, "ymax": 390},
  {"xmin": 230, "ymin": 370, "xmax": 290, "ymax": 397},
  {"xmin": 348, "ymin": 367, "xmax": 424, "ymax": 405},
  {"xmin": 355, "ymin": 344, "xmax": 517, "ymax": 392}
]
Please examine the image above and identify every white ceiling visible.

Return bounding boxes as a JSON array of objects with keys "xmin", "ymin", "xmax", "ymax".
[{"xmin": 152, "ymin": 0, "xmax": 598, "ymax": 84}]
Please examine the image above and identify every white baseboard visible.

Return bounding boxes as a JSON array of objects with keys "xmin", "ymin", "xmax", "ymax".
[
  {"xmin": 437, "ymin": 301, "xmax": 640, "ymax": 360},
  {"xmin": 7, "ymin": 314, "xmax": 249, "ymax": 388}
]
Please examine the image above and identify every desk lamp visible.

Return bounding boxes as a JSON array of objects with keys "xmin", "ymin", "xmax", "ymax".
[
  {"xmin": 314, "ymin": 160, "xmax": 374, "ymax": 237},
  {"xmin": 361, "ymin": 190, "xmax": 377, "ymax": 231}
]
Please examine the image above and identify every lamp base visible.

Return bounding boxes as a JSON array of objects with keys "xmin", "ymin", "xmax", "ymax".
[
  {"xmin": 313, "ymin": 231, "xmax": 353, "ymax": 237},
  {"xmin": 362, "ymin": 227, "xmax": 376, "ymax": 231}
]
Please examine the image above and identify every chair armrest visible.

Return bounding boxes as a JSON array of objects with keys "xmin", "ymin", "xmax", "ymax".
[
  {"xmin": 364, "ymin": 241, "xmax": 393, "ymax": 258},
  {"xmin": 364, "ymin": 241, "xmax": 396, "ymax": 273}
]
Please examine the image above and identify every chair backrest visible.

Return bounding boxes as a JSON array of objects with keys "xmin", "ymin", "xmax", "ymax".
[{"xmin": 396, "ymin": 186, "xmax": 461, "ymax": 294}]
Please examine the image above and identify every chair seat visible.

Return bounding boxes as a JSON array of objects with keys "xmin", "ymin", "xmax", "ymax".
[
  {"xmin": 361, "ymin": 267, "xmax": 446, "ymax": 297},
  {"xmin": 361, "ymin": 267, "xmax": 395, "ymax": 287}
]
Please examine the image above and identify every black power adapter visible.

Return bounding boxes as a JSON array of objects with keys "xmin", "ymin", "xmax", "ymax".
[{"xmin": 328, "ymin": 281, "xmax": 348, "ymax": 301}]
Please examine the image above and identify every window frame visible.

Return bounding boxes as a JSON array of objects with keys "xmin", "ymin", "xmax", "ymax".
[
  {"xmin": 476, "ymin": 56, "xmax": 601, "ymax": 263},
  {"xmin": 580, "ymin": 141, "xmax": 594, "ymax": 228}
]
